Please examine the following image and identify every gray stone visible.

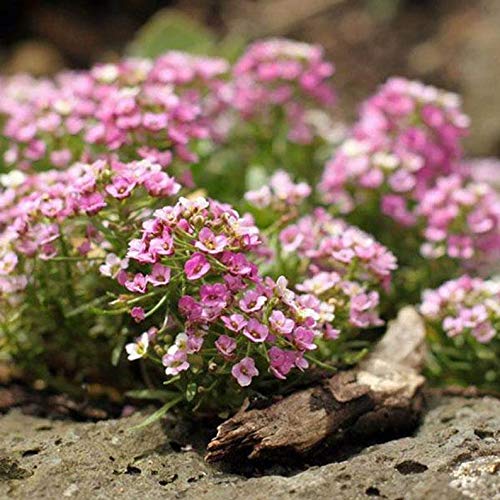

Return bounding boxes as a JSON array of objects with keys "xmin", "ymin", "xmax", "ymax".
[{"xmin": 0, "ymin": 394, "xmax": 499, "ymax": 499}]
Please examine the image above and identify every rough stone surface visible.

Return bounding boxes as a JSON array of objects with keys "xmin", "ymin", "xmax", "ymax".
[{"xmin": 0, "ymin": 395, "xmax": 499, "ymax": 499}]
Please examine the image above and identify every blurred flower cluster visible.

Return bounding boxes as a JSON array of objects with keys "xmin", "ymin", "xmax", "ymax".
[
  {"xmin": 319, "ymin": 77, "xmax": 500, "ymax": 307},
  {"xmin": 420, "ymin": 276, "xmax": 499, "ymax": 390},
  {"xmin": 233, "ymin": 38, "xmax": 335, "ymax": 144}
]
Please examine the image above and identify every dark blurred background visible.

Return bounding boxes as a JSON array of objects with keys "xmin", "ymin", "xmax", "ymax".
[{"xmin": 1, "ymin": 0, "xmax": 500, "ymax": 156}]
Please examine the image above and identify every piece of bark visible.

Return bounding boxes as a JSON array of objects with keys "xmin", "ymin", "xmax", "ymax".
[{"xmin": 205, "ymin": 306, "xmax": 426, "ymax": 463}]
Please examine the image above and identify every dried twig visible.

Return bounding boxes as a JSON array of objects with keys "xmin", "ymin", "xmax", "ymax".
[{"xmin": 206, "ymin": 307, "xmax": 426, "ymax": 463}]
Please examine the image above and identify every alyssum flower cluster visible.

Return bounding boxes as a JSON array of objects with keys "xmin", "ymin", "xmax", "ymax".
[
  {"xmin": 0, "ymin": 38, "xmax": 498, "ymax": 415},
  {"xmin": 320, "ymin": 77, "xmax": 500, "ymax": 306},
  {"xmin": 420, "ymin": 276, "xmax": 499, "ymax": 390},
  {"xmin": 115, "ymin": 194, "xmax": 394, "ymax": 412}
]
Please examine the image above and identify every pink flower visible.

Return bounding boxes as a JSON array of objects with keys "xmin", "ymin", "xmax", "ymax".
[
  {"xmin": 279, "ymin": 226, "xmax": 303, "ymax": 253},
  {"xmin": 186, "ymin": 332, "xmax": 205, "ymax": 353},
  {"xmin": 245, "ymin": 170, "xmax": 311, "ymax": 209},
  {"xmin": 143, "ymin": 112, "xmax": 168, "ymax": 131},
  {"xmin": 447, "ymin": 235, "xmax": 473, "ymax": 259},
  {"xmin": 178, "ymin": 295, "xmax": 203, "ymax": 323},
  {"xmin": 162, "ymin": 346, "xmax": 190, "ymax": 376},
  {"xmin": 143, "ymin": 171, "xmax": 180, "ymax": 197},
  {"xmin": 125, "ymin": 273, "xmax": 148, "ymax": 294},
  {"xmin": 148, "ymin": 263, "xmax": 171, "ymax": 286},
  {"xmin": 388, "ymin": 170, "xmax": 416, "ymax": 193},
  {"xmin": 239, "ymin": 289, "xmax": 267, "ymax": 312},
  {"xmin": 231, "ymin": 357, "xmax": 259, "ymax": 387},
  {"xmin": 131, "ymin": 306, "xmax": 145, "ymax": 323},
  {"xmin": 127, "ymin": 238, "xmax": 156, "ymax": 264},
  {"xmin": 349, "ymin": 292, "xmax": 382, "ymax": 328},
  {"xmin": 194, "ymin": 227, "xmax": 228, "ymax": 254},
  {"xmin": 221, "ymin": 314, "xmax": 247, "ymax": 332},
  {"xmin": 149, "ymin": 234, "xmax": 175, "ymax": 259},
  {"xmin": 215, "ymin": 335, "xmax": 237, "ymax": 357},
  {"xmin": 80, "ymin": 192, "xmax": 106, "ymax": 215},
  {"xmin": 200, "ymin": 283, "xmax": 229, "ymax": 308},
  {"xmin": 244, "ymin": 186, "xmax": 271, "ymax": 208},
  {"xmin": 296, "ymin": 272, "xmax": 340, "ymax": 295},
  {"xmin": 472, "ymin": 322, "xmax": 495, "ymax": 343},
  {"xmin": 269, "ymin": 310, "xmax": 295, "ymax": 334},
  {"xmin": 381, "ymin": 195, "xmax": 416, "ymax": 227},
  {"xmin": 222, "ymin": 252, "xmax": 255, "ymax": 276},
  {"xmin": 324, "ymin": 324, "xmax": 341, "ymax": 340},
  {"xmin": 0, "ymin": 251, "xmax": 18, "ymax": 275},
  {"xmin": 268, "ymin": 347, "xmax": 295, "ymax": 379},
  {"xmin": 443, "ymin": 316, "xmax": 464, "ymax": 337},
  {"xmin": 292, "ymin": 326, "xmax": 317, "ymax": 351},
  {"xmin": 184, "ymin": 252, "xmax": 210, "ymax": 280},
  {"xmin": 105, "ymin": 176, "xmax": 136, "ymax": 199},
  {"xmin": 223, "ymin": 274, "xmax": 246, "ymax": 292},
  {"xmin": 242, "ymin": 319, "xmax": 269, "ymax": 343}
]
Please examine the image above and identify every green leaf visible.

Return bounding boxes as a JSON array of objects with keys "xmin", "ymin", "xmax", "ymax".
[
  {"xmin": 344, "ymin": 347, "xmax": 369, "ymax": 365},
  {"xmin": 65, "ymin": 296, "xmax": 106, "ymax": 318},
  {"xmin": 163, "ymin": 375, "xmax": 181, "ymax": 386},
  {"xmin": 127, "ymin": 10, "xmax": 216, "ymax": 58},
  {"xmin": 89, "ymin": 306, "xmax": 128, "ymax": 316},
  {"xmin": 131, "ymin": 396, "xmax": 183, "ymax": 430},
  {"xmin": 125, "ymin": 389, "xmax": 174, "ymax": 402},
  {"xmin": 111, "ymin": 334, "xmax": 127, "ymax": 367}
]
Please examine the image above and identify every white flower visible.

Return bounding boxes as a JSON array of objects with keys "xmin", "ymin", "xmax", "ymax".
[
  {"xmin": 125, "ymin": 332, "xmax": 149, "ymax": 361},
  {"xmin": 179, "ymin": 196, "xmax": 209, "ymax": 211},
  {"xmin": 0, "ymin": 170, "xmax": 26, "ymax": 188},
  {"xmin": 99, "ymin": 253, "xmax": 129, "ymax": 278},
  {"xmin": 92, "ymin": 63, "xmax": 119, "ymax": 83},
  {"xmin": 373, "ymin": 152, "xmax": 399, "ymax": 170},
  {"xmin": 342, "ymin": 138, "xmax": 369, "ymax": 157},
  {"xmin": 174, "ymin": 332, "xmax": 189, "ymax": 350},
  {"xmin": 53, "ymin": 99, "xmax": 73, "ymax": 115}
]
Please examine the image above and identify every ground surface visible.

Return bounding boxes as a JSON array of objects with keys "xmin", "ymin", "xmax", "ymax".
[{"xmin": 0, "ymin": 394, "xmax": 498, "ymax": 499}]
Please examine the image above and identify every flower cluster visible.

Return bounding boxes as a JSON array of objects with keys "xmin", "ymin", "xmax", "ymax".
[
  {"xmin": 0, "ymin": 159, "xmax": 180, "ymax": 267},
  {"xmin": 421, "ymin": 275, "xmax": 499, "ymax": 343},
  {"xmin": 0, "ymin": 41, "xmax": 337, "ymax": 178},
  {"xmin": 420, "ymin": 275, "xmax": 499, "ymax": 390},
  {"xmin": 320, "ymin": 77, "xmax": 469, "ymax": 207},
  {"xmin": 0, "ymin": 157, "xmax": 181, "ymax": 381},
  {"xmin": 233, "ymin": 38, "xmax": 336, "ymax": 144},
  {"xmin": 119, "ymin": 196, "xmax": 389, "ymax": 410},
  {"xmin": 279, "ymin": 208, "xmax": 397, "ymax": 329},
  {"xmin": 280, "ymin": 208, "xmax": 397, "ymax": 288},
  {"xmin": 417, "ymin": 175, "xmax": 500, "ymax": 262},
  {"xmin": 354, "ymin": 77, "xmax": 468, "ymax": 181},
  {"xmin": 318, "ymin": 77, "xmax": 499, "ymax": 308},
  {"xmin": 0, "ymin": 53, "xmax": 230, "ymax": 174},
  {"xmin": 244, "ymin": 170, "xmax": 311, "ymax": 211}
]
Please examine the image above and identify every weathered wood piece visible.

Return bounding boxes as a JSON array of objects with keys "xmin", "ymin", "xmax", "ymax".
[{"xmin": 205, "ymin": 306, "xmax": 427, "ymax": 463}]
